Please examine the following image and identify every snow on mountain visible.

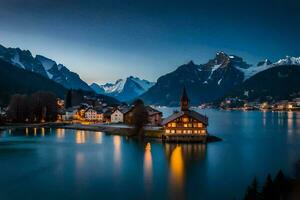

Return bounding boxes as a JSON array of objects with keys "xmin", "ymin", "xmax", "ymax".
[
  {"xmin": 11, "ymin": 53, "xmax": 25, "ymax": 69},
  {"xmin": 102, "ymin": 79, "xmax": 126, "ymax": 93},
  {"xmin": 90, "ymin": 76, "xmax": 155, "ymax": 102},
  {"xmin": 236, "ymin": 56, "xmax": 300, "ymax": 80},
  {"xmin": 0, "ymin": 44, "xmax": 91, "ymax": 91}
]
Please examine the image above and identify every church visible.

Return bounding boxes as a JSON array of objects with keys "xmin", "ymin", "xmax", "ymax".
[{"xmin": 162, "ymin": 87, "xmax": 209, "ymax": 142}]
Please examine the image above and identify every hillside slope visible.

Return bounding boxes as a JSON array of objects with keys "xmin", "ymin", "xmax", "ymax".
[{"xmin": 0, "ymin": 59, "xmax": 66, "ymax": 105}]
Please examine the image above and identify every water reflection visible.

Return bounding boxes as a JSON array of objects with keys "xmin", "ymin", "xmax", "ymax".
[
  {"xmin": 76, "ymin": 130, "xmax": 86, "ymax": 144},
  {"xmin": 41, "ymin": 128, "xmax": 45, "ymax": 137},
  {"xmin": 113, "ymin": 136, "xmax": 121, "ymax": 174},
  {"xmin": 94, "ymin": 132, "xmax": 103, "ymax": 144},
  {"xmin": 169, "ymin": 146, "xmax": 184, "ymax": 191},
  {"xmin": 56, "ymin": 128, "xmax": 65, "ymax": 139},
  {"xmin": 144, "ymin": 143, "xmax": 152, "ymax": 190},
  {"xmin": 288, "ymin": 112, "xmax": 293, "ymax": 135},
  {"xmin": 164, "ymin": 143, "xmax": 207, "ymax": 199},
  {"xmin": 33, "ymin": 128, "xmax": 37, "ymax": 136}
]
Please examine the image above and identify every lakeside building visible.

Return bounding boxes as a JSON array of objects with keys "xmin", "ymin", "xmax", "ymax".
[
  {"xmin": 161, "ymin": 87, "xmax": 208, "ymax": 142},
  {"xmin": 111, "ymin": 107, "xmax": 131, "ymax": 123},
  {"xmin": 124, "ymin": 105, "xmax": 162, "ymax": 126},
  {"xmin": 84, "ymin": 108, "xmax": 103, "ymax": 121}
]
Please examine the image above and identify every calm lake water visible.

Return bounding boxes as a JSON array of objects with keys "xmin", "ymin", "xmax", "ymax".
[{"xmin": 1, "ymin": 109, "xmax": 300, "ymax": 200}]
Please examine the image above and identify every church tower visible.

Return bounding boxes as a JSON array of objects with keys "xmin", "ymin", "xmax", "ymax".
[{"xmin": 180, "ymin": 86, "xmax": 189, "ymax": 111}]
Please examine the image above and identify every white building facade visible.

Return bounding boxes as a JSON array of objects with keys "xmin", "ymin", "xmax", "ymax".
[{"xmin": 111, "ymin": 109, "xmax": 124, "ymax": 123}]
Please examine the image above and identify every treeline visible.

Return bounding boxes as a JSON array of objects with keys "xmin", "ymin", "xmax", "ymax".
[
  {"xmin": 244, "ymin": 170, "xmax": 287, "ymax": 200},
  {"xmin": 7, "ymin": 91, "xmax": 58, "ymax": 122}
]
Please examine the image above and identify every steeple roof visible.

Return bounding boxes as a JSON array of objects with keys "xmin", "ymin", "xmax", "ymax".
[
  {"xmin": 181, "ymin": 86, "xmax": 189, "ymax": 102},
  {"xmin": 180, "ymin": 86, "xmax": 189, "ymax": 111}
]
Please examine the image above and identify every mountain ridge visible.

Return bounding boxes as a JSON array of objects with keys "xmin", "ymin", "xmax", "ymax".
[
  {"xmin": 0, "ymin": 44, "xmax": 92, "ymax": 91},
  {"xmin": 140, "ymin": 52, "xmax": 300, "ymax": 106},
  {"xmin": 90, "ymin": 76, "xmax": 155, "ymax": 102}
]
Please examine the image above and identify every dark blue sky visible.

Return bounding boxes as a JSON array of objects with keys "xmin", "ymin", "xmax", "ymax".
[{"xmin": 0, "ymin": 0, "xmax": 299, "ymax": 84}]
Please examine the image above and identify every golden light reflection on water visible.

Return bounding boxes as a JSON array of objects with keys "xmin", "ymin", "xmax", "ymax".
[
  {"xmin": 34, "ymin": 128, "xmax": 37, "ymax": 136},
  {"xmin": 169, "ymin": 146, "xmax": 184, "ymax": 197},
  {"xmin": 94, "ymin": 132, "xmax": 103, "ymax": 144},
  {"xmin": 144, "ymin": 143, "xmax": 152, "ymax": 189},
  {"xmin": 76, "ymin": 130, "xmax": 86, "ymax": 144},
  {"xmin": 113, "ymin": 136, "xmax": 121, "ymax": 174},
  {"xmin": 25, "ymin": 128, "xmax": 29, "ymax": 136},
  {"xmin": 288, "ymin": 111, "xmax": 293, "ymax": 134},
  {"xmin": 41, "ymin": 128, "xmax": 45, "ymax": 137},
  {"xmin": 164, "ymin": 143, "xmax": 207, "ymax": 198},
  {"xmin": 56, "ymin": 129, "xmax": 65, "ymax": 139}
]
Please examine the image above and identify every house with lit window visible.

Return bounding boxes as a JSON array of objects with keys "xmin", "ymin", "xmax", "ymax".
[
  {"xmin": 84, "ymin": 108, "xmax": 103, "ymax": 121},
  {"xmin": 161, "ymin": 87, "xmax": 208, "ymax": 142}
]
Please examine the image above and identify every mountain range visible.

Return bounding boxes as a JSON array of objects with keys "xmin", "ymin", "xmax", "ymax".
[
  {"xmin": 1, "ymin": 44, "xmax": 299, "ymax": 106},
  {"xmin": 0, "ymin": 59, "xmax": 66, "ymax": 106},
  {"xmin": 90, "ymin": 76, "xmax": 155, "ymax": 102},
  {"xmin": 0, "ymin": 44, "xmax": 91, "ymax": 91},
  {"xmin": 140, "ymin": 52, "xmax": 300, "ymax": 106}
]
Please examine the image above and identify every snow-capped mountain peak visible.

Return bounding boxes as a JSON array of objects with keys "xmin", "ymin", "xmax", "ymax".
[
  {"xmin": 275, "ymin": 56, "xmax": 300, "ymax": 66},
  {"xmin": 236, "ymin": 56, "xmax": 300, "ymax": 80},
  {"xmin": 0, "ymin": 44, "xmax": 91, "ymax": 91},
  {"xmin": 90, "ymin": 76, "xmax": 155, "ymax": 102}
]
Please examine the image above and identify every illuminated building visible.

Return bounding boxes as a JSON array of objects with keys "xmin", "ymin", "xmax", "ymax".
[{"xmin": 162, "ymin": 87, "xmax": 208, "ymax": 142}]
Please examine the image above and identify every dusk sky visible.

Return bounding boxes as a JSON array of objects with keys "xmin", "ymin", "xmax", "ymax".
[{"xmin": 0, "ymin": 0, "xmax": 299, "ymax": 84}]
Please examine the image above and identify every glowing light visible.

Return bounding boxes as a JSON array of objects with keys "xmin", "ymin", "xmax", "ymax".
[
  {"xmin": 94, "ymin": 132, "xmax": 103, "ymax": 144},
  {"xmin": 144, "ymin": 143, "xmax": 153, "ymax": 188},
  {"xmin": 76, "ymin": 130, "xmax": 86, "ymax": 144},
  {"xmin": 41, "ymin": 128, "xmax": 45, "ymax": 137},
  {"xmin": 56, "ymin": 128, "xmax": 65, "ymax": 139},
  {"xmin": 25, "ymin": 128, "xmax": 29, "ymax": 136},
  {"xmin": 169, "ymin": 146, "xmax": 184, "ymax": 191},
  {"xmin": 113, "ymin": 136, "xmax": 121, "ymax": 174},
  {"xmin": 34, "ymin": 128, "xmax": 37, "ymax": 136}
]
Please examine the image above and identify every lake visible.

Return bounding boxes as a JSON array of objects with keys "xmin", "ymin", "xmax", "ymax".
[{"xmin": 0, "ymin": 109, "xmax": 300, "ymax": 199}]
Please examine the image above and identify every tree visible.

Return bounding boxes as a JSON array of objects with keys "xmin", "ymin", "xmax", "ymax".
[
  {"xmin": 262, "ymin": 174, "xmax": 273, "ymax": 200},
  {"xmin": 65, "ymin": 89, "xmax": 72, "ymax": 108},
  {"xmin": 29, "ymin": 91, "xmax": 58, "ymax": 122},
  {"xmin": 273, "ymin": 170, "xmax": 286, "ymax": 199},
  {"xmin": 131, "ymin": 99, "xmax": 149, "ymax": 137},
  {"xmin": 7, "ymin": 94, "xmax": 29, "ymax": 122},
  {"xmin": 244, "ymin": 177, "xmax": 258, "ymax": 200}
]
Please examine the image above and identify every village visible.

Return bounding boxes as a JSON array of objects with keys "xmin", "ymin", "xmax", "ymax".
[
  {"xmin": 217, "ymin": 97, "xmax": 300, "ymax": 111},
  {"xmin": 53, "ymin": 88, "xmax": 211, "ymax": 142}
]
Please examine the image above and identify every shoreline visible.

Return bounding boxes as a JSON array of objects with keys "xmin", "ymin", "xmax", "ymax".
[{"xmin": 0, "ymin": 122, "xmax": 222, "ymax": 143}]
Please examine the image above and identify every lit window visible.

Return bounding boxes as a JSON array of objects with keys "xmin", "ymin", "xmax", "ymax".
[
  {"xmin": 166, "ymin": 129, "xmax": 170, "ymax": 133},
  {"xmin": 198, "ymin": 123, "xmax": 203, "ymax": 128},
  {"xmin": 171, "ymin": 130, "xmax": 175, "ymax": 133},
  {"xmin": 167, "ymin": 123, "xmax": 172, "ymax": 127},
  {"xmin": 171, "ymin": 123, "xmax": 176, "ymax": 127},
  {"xmin": 194, "ymin": 130, "xmax": 198, "ymax": 134},
  {"xmin": 201, "ymin": 130, "xmax": 206, "ymax": 134},
  {"xmin": 188, "ymin": 123, "xmax": 192, "ymax": 127},
  {"xmin": 182, "ymin": 117, "xmax": 189, "ymax": 123},
  {"xmin": 176, "ymin": 130, "xmax": 182, "ymax": 134},
  {"xmin": 187, "ymin": 130, "xmax": 192, "ymax": 134},
  {"xmin": 184, "ymin": 124, "xmax": 188, "ymax": 127},
  {"xmin": 183, "ymin": 130, "xmax": 187, "ymax": 134}
]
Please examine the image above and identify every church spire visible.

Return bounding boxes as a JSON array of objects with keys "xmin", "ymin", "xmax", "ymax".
[{"xmin": 180, "ymin": 86, "xmax": 189, "ymax": 111}]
